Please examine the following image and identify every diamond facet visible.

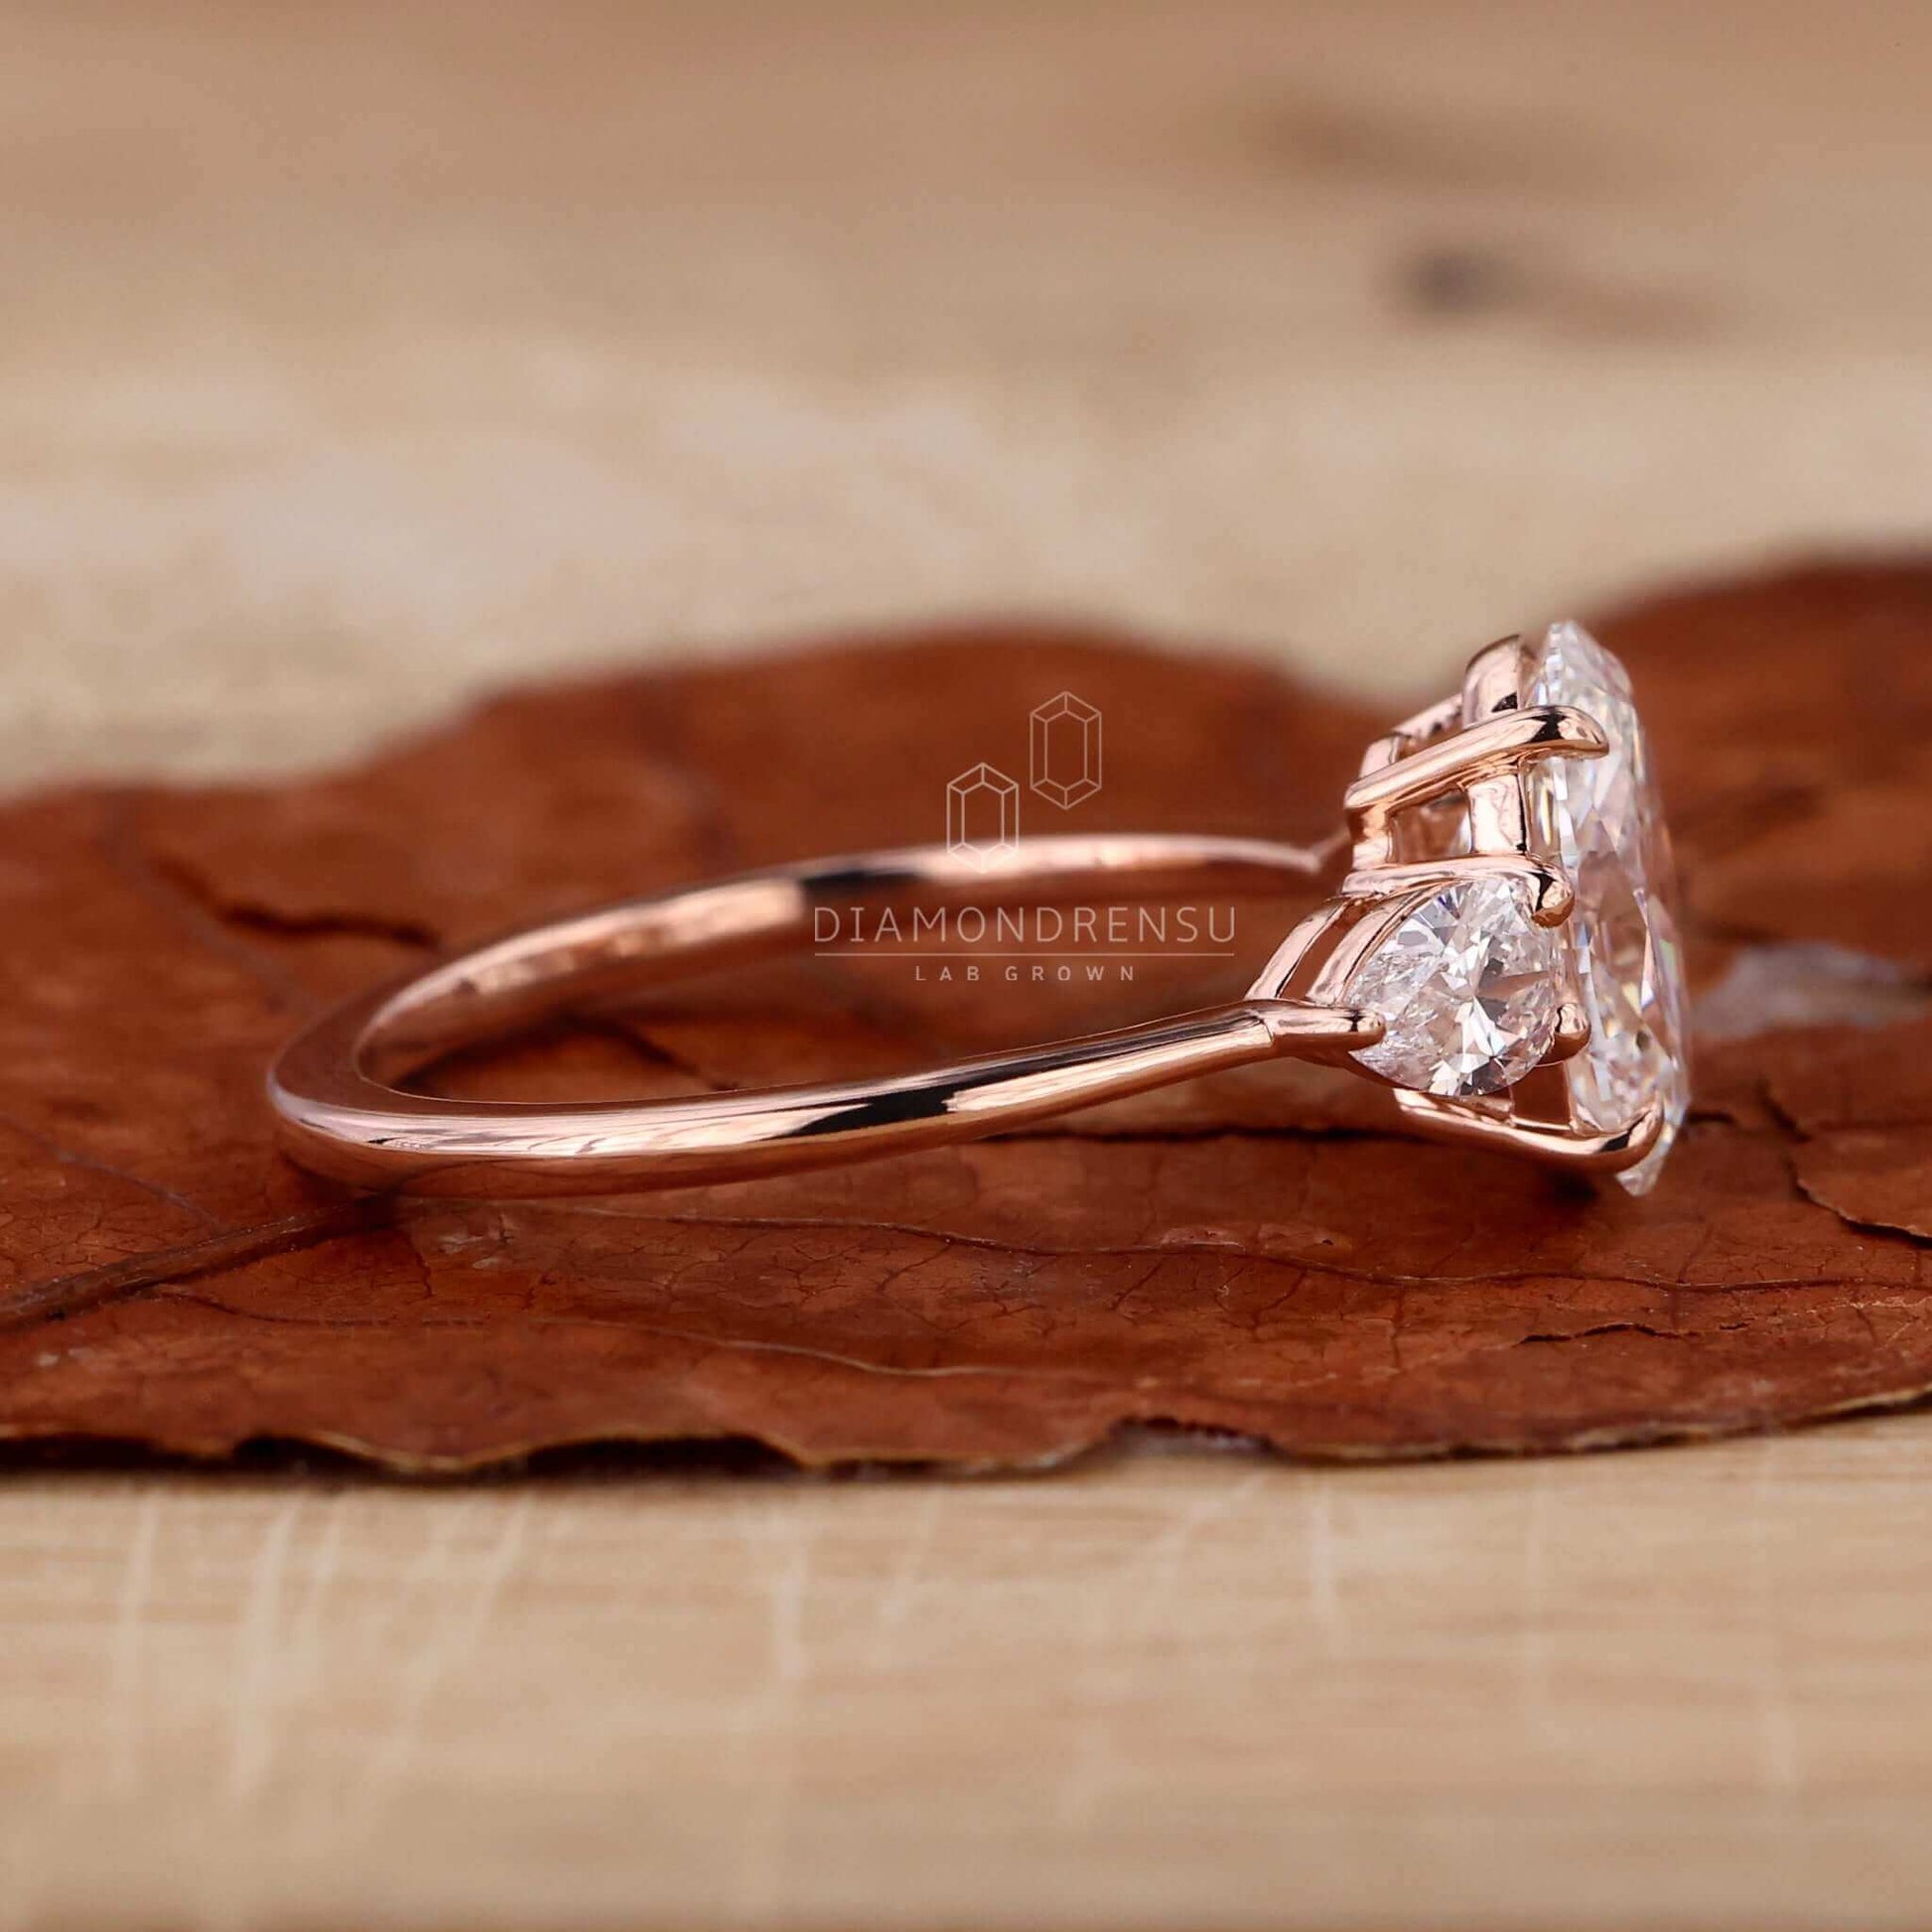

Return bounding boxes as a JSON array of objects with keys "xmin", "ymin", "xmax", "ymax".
[
  {"xmin": 1523, "ymin": 621, "xmax": 1691, "ymax": 1192},
  {"xmin": 1349, "ymin": 876, "xmax": 1562, "ymax": 1097}
]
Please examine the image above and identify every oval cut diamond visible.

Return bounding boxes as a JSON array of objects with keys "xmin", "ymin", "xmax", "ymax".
[
  {"xmin": 1523, "ymin": 621, "xmax": 1691, "ymax": 1193},
  {"xmin": 1348, "ymin": 876, "xmax": 1561, "ymax": 1097}
]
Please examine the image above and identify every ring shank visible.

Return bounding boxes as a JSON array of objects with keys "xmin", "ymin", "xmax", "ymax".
[{"xmin": 269, "ymin": 833, "xmax": 1370, "ymax": 1197}]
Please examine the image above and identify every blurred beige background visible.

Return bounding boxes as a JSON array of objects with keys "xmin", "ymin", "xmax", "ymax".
[
  {"xmin": 4, "ymin": 4, "xmax": 1932, "ymax": 1930},
  {"xmin": 4, "ymin": 0, "xmax": 1929, "ymax": 785}
]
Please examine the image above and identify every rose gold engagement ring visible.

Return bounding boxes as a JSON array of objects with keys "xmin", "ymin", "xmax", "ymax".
[{"xmin": 270, "ymin": 622, "xmax": 1690, "ymax": 1199}]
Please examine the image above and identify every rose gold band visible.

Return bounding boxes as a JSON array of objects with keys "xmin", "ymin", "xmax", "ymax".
[
  {"xmin": 268, "ymin": 833, "xmax": 1378, "ymax": 1198},
  {"xmin": 270, "ymin": 624, "xmax": 1690, "ymax": 1199}
]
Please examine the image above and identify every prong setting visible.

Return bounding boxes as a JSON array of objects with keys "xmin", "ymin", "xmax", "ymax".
[
  {"xmin": 1390, "ymin": 1090, "xmax": 1667, "ymax": 1173},
  {"xmin": 1550, "ymin": 1001, "xmax": 1591, "ymax": 1061},
  {"xmin": 1339, "ymin": 856, "xmax": 1575, "ymax": 926},
  {"xmin": 1251, "ymin": 624, "xmax": 1684, "ymax": 1185},
  {"xmin": 1341, "ymin": 703, "xmax": 1607, "ymax": 824}
]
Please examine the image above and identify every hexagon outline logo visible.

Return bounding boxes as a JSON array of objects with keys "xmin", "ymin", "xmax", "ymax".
[
  {"xmin": 945, "ymin": 762, "xmax": 1021, "ymax": 870},
  {"xmin": 1029, "ymin": 692, "xmax": 1102, "ymax": 809}
]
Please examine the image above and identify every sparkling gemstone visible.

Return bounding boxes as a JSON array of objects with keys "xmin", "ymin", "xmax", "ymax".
[
  {"xmin": 1349, "ymin": 875, "xmax": 1562, "ymax": 1097},
  {"xmin": 1524, "ymin": 621, "xmax": 1691, "ymax": 1193}
]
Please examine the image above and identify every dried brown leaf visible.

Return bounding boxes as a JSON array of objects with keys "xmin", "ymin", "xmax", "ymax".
[{"xmin": 2, "ymin": 576, "xmax": 1929, "ymax": 1469}]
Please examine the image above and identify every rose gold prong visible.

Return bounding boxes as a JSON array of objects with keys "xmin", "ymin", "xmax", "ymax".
[
  {"xmin": 1339, "ymin": 855, "xmax": 1574, "ymax": 925},
  {"xmin": 1459, "ymin": 633, "xmax": 1528, "ymax": 725},
  {"xmin": 1355, "ymin": 732, "xmax": 1405, "ymax": 781},
  {"xmin": 1256, "ymin": 1001, "xmax": 1384, "ymax": 1051},
  {"xmin": 1342, "ymin": 704, "xmax": 1608, "ymax": 822},
  {"xmin": 1304, "ymin": 887, "xmax": 1425, "ymax": 1009},
  {"xmin": 1549, "ymin": 1000, "xmax": 1590, "ymax": 1061},
  {"xmin": 1465, "ymin": 772, "xmax": 1532, "ymax": 858},
  {"xmin": 1526, "ymin": 867, "xmax": 1574, "ymax": 926},
  {"xmin": 1380, "ymin": 691, "xmax": 1461, "ymax": 752},
  {"xmin": 1243, "ymin": 898, "xmax": 1354, "ymax": 1004},
  {"xmin": 1390, "ymin": 1090, "xmax": 1666, "ymax": 1173}
]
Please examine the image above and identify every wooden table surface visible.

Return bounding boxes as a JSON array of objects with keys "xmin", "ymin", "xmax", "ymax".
[
  {"xmin": 8, "ymin": 1428, "xmax": 1932, "ymax": 1931},
  {"xmin": 3, "ymin": 2, "xmax": 1931, "ymax": 1926}
]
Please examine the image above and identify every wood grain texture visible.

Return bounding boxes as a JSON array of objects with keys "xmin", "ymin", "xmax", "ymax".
[
  {"xmin": 3, "ymin": 0, "xmax": 1931, "ymax": 788},
  {"xmin": 8, "ymin": 1426, "xmax": 1932, "ymax": 1932}
]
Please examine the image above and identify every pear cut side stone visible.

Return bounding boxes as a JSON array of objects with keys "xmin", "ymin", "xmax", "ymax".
[
  {"xmin": 1523, "ymin": 621, "xmax": 1691, "ymax": 1194},
  {"xmin": 1348, "ymin": 876, "xmax": 1562, "ymax": 1098}
]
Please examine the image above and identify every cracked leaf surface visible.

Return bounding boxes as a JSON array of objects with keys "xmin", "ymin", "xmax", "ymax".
[{"xmin": 3, "ymin": 577, "xmax": 1931, "ymax": 1469}]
